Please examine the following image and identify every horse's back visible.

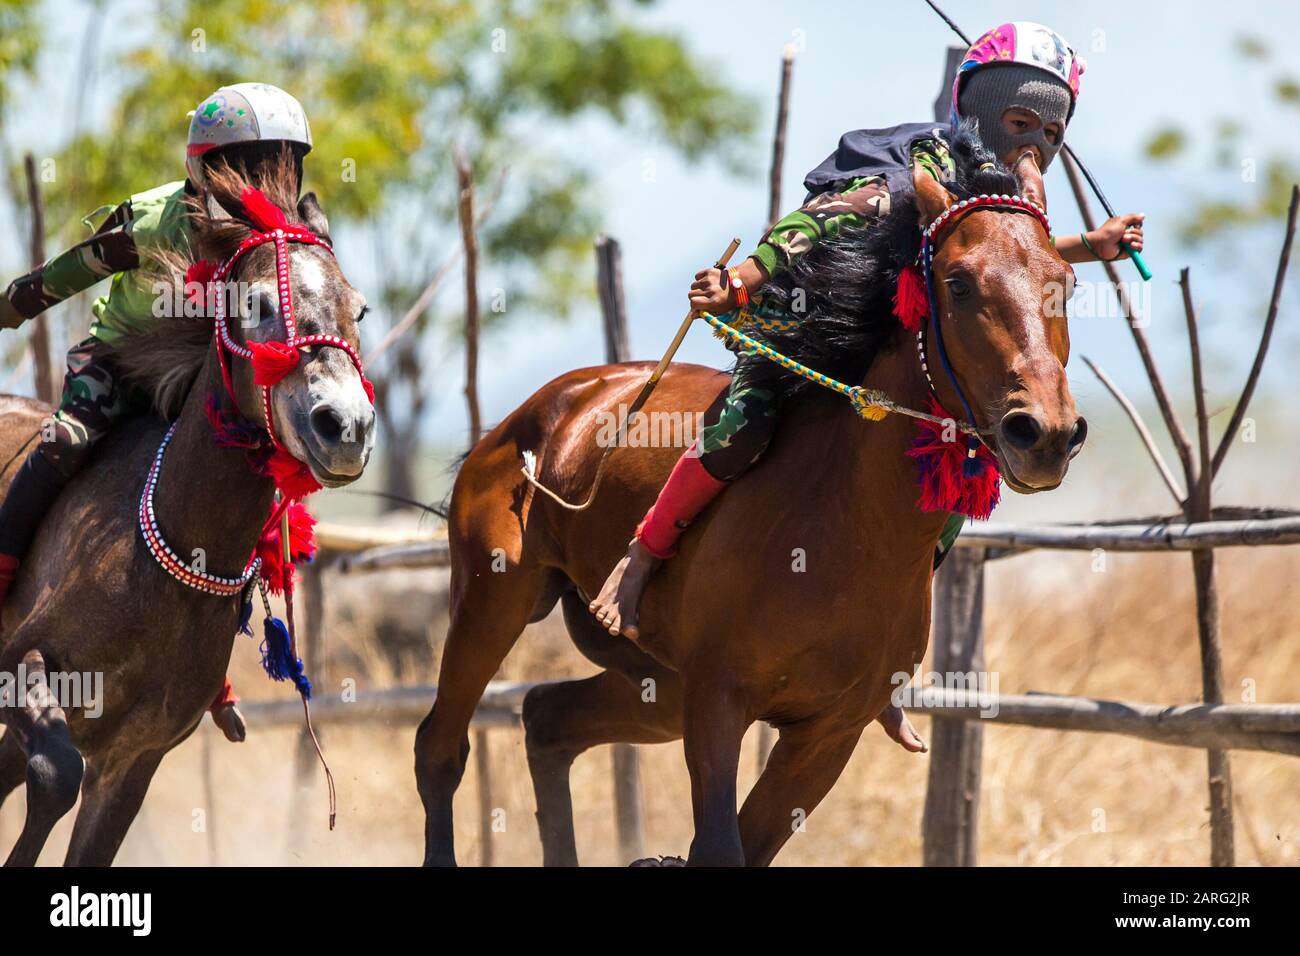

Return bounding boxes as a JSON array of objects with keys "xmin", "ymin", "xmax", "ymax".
[{"xmin": 447, "ymin": 361, "xmax": 727, "ymax": 572}]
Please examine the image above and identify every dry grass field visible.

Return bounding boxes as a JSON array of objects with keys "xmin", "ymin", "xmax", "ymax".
[{"xmin": 6, "ymin": 538, "xmax": 1296, "ymax": 867}]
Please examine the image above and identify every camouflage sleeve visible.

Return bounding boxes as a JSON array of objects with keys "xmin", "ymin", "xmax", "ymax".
[
  {"xmin": 2, "ymin": 200, "xmax": 139, "ymax": 325},
  {"xmin": 751, "ymin": 175, "xmax": 891, "ymax": 278}
]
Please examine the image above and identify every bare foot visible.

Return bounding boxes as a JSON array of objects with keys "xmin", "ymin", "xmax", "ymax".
[
  {"xmin": 211, "ymin": 703, "xmax": 247, "ymax": 743},
  {"xmin": 876, "ymin": 704, "xmax": 927, "ymax": 753},
  {"xmin": 589, "ymin": 538, "xmax": 662, "ymax": 640}
]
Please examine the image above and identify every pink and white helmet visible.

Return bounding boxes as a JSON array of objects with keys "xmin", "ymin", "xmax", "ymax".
[
  {"xmin": 186, "ymin": 83, "xmax": 313, "ymax": 187},
  {"xmin": 950, "ymin": 22, "xmax": 1086, "ymax": 126}
]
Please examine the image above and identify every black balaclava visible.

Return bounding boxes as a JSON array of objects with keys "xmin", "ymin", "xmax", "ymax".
[{"xmin": 957, "ymin": 64, "xmax": 1071, "ymax": 169}]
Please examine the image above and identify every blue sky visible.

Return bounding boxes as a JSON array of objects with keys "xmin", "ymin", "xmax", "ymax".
[{"xmin": 4, "ymin": 0, "xmax": 1299, "ymax": 519}]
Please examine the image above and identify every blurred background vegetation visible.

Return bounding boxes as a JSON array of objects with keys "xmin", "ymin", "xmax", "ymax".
[{"xmin": 0, "ymin": 0, "xmax": 755, "ymax": 499}]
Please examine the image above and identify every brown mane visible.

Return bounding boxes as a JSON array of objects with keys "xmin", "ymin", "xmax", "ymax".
[{"xmin": 111, "ymin": 148, "xmax": 304, "ymax": 418}]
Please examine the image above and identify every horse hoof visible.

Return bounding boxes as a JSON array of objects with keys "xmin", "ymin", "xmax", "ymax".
[{"xmin": 629, "ymin": 854, "xmax": 687, "ymax": 867}]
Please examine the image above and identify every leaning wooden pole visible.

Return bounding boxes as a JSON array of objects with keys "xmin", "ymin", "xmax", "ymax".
[
  {"xmin": 765, "ymin": 45, "xmax": 795, "ymax": 231},
  {"xmin": 455, "ymin": 147, "xmax": 483, "ymax": 445},
  {"xmin": 921, "ymin": 547, "xmax": 986, "ymax": 866},
  {"xmin": 1180, "ymin": 269, "xmax": 1234, "ymax": 866},
  {"xmin": 23, "ymin": 154, "xmax": 56, "ymax": 405}
]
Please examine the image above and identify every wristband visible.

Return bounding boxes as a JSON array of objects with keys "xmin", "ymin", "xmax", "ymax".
[
  {"xmin": 1079, "ymin": 231, "xmax": 1100, "ymax": 260},
  {"xmin": 726, "ymin": 267, "xmax": 749, "ymax": 307}
]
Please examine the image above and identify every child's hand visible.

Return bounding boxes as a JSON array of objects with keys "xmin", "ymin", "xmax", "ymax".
[
  {"xmin": 1089, "ymin": 213, "xmax": 1145, "ymax": 261},
  {"xmin": 688, "ymin": 267, "xmax": 733, "ymax": 313},
  {"xmin": 0, "ymin": 295, "xmax": 23, "ymax": 330}
]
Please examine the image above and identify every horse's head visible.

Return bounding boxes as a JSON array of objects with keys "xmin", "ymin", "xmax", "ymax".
[
  {"xmin": 201, "ymin": 164, "xmax": 374, "ymax": 487},
  {"xmin": 912, "ymin": 152, "xmax": 1085, "ymax": 492}
]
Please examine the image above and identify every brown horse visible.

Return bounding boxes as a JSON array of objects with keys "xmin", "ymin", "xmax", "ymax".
[
  {"xmin": 0, "ymin": 161, "xmax": 372, "ymax": 865},
  {"xmin": 415, "ymin": 148, "xmax": 1083, "ymax": 866}
]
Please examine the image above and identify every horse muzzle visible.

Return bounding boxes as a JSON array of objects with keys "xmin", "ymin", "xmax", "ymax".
[
  {"xmin": 993, "ymin": 408, "xmax": 1087, "ymax": 492},
  {"xmin": 298, "ymin": 399, "xmax": 374, "ymax": 486}
]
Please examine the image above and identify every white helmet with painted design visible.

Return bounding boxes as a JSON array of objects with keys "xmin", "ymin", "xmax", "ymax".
[{"xmin": 186, "ymin": 83, "xmax": 312, "ymax": 188}]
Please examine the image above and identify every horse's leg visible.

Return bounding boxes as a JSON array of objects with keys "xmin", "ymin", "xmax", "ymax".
[
  {"xmin": 524, "ymin": 667, "xmax": 683, "ymax": 866},
  {"xmin": 0, "ymin": 732, "xmax": 26, "ymax": 811},
  {"xmin": 3, "ymin": 650, "xmax": 85, "ymax": 867},
  {"xmin": 681, "ymin": 674, "xmax": 749, "ymax": 866},
  {"xmin": 63, "ymin": 749, "xmax": 165, "ymax": 866},
  {"xmin": 414, "ymin": 566, "xmax": 549, "ymax": 867},
  {"xmin": 736, "ymin": 721, "xmax": 864, "ymax": 867}
]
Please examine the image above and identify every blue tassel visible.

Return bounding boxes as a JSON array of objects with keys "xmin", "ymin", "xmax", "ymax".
[
  {"xmin": 237, "ymin": 595, "xmax": 254, "ymax": 636},
  {"xmin": 962, "ymin": 438, "xmax": 985, "ymax": 477},
  {"xmin": 260, "ymin": 615, "xmax": 313, "ymax": 699}
]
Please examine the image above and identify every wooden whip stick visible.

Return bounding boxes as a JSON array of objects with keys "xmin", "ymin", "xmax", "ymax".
[{"xmin": 521, "ymin": 237, "xmax": 743, "ymax": 511}]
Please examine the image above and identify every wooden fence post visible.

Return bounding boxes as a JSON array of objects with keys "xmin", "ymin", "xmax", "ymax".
[
  {"xmin": 475, "ymin": 728, "xmax": 494, "ymax": 866},
  {"xmin": 455, "ymin": 146, "xmax": 482, "ymax": 444},
  {"xmin": 611, "ymin": 743, "xmax": 644, "ymax": 862},
  {"xmin": 23, "ymin": 154, "xmax": 57, "ymax": 405},
  {"xmin": 922, "ymin": 546, "xmax": 987, "ymax": 866},
  {"xmin": 595, "ymin": 235, "xmax": 629, "ymax": 363},
  {"xmin": 286, "ymin": 562, "xmax": 326, "ymax": 859},
  {"xmin": 593, "ymin": 236, "xmax": 646, "ymax": 860}
]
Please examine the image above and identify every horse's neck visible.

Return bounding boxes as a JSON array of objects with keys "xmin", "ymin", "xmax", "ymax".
[
  {"xmin": 818, "ymin": 336, "xmax": 950, "ymax": 556},
  {"xmin": 153, "ymin": 354, "xmax": 276, "ymax": 573}
]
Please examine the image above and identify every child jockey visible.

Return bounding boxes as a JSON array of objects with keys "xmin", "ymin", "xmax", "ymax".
[
  {"xmin": 0, "ymin": 83, "xmax": 315, "ymax": 743},
  {"xmin": 591, "ymin": 21, "xmax": 1144, "ymax": 645}
]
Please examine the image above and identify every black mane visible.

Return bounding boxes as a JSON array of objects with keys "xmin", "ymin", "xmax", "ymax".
[{"xmin": 738, "ymin": 121, "xmax": 1018, "ymax": 402}]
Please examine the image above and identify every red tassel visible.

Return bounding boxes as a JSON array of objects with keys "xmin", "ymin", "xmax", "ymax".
[
  {"xmin": 893, "ymin": 265, "xmax": 929, "ymax": 332},
  {"xmin": 256, "ymin": 500, "xmax": 317, "ymax": 596},
  {"xmin": 185, "ymin": 259, "xmax": 218, "ymax": 308},
  {"xmin": 361, "ymin": 375, "xmax": 375, "ymax": 404},
  {"xmin": 267, "ymin": 448, "xmax": 322, "ymax": 500},
  {"xmin": 249, "ymin": 340, "xmax": 300, "ymax": 386},
  {"xmin": 906, "ymin": 399, "xmax": 1001, "ymax": 519},
  {"xmin": 239, "ymin": 186, "xmax": 288, "ymax": 232}
]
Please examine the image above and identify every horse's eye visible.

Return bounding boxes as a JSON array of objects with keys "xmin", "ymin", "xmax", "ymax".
[
  {"xmin": 357, "ymin": 305, "xmax": 369, "ymax": 323},
  {"xmin": 946, "ymin": 277, "xmax": 972, "ymax": 300}
]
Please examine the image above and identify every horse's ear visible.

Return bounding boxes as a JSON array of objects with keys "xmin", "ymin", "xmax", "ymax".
[
  {"xmin": 204, "ymin": 191, "xmax": 234, "ymax": 222},
  {"xmin": 911, "ymin": 163, "xmax": 952, "ymax": 231},
  {"xmin": 297, "ymin": 192, "xmax": 331, "ymax": 243},
  {"xmin": 1012, "ymin": 149, "xmax": 1047, "ymax": 213}
]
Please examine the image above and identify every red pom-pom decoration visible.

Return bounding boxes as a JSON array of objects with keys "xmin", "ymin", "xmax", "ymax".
[
  {"xmin": 906, "ymin": 399, "xmax": 1001, "ymax": 519},
  {"xmin": 249, "ymin": 340, "xmax": 300, "ymax": 386},
  {"xmin": 267, "ymin": 447, "xmax": 322, "ymax": 501},
  {"xmin": 239, "ymin": 186, "xmax": 289, "ymax": 232},
  {"xmin": 256, "ymin": 500, "xmax": 318, "ymax": 595},
  {"xmin": 893, "ymin": 264, "xmax": 930, "ymax": 332},
  {"xmin": 184, "ymin": 259, "xmax": 218, "ymax": 309}
]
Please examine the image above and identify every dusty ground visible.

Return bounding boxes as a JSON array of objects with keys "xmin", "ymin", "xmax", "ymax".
[{"xmin": 4, "ymin": 544, "xmax": 1298, "ymax": 867}]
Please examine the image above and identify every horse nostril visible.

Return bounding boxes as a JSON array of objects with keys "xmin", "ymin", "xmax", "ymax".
[
  {"xmin": 999, "ymin": 411, "xmax": 1044, "ymax": 452},
  {"xmin": 1068, "ymin": 416, "xmax": 1089, "ymax": 451},
  {"xmin": 310, "ymin": 405, "xmax": 345, "ymax": 445}
]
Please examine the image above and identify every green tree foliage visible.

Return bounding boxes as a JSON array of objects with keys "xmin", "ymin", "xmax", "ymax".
[
  {"xmin": 0, "ymin": 0, "xmax": 40, "ymax": 115},
  {"xmin": 1141, "ymin": 35, "xmax": 1297, "ymax": 244}
]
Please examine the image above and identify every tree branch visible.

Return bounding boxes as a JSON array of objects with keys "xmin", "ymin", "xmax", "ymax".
[
  {"xmin": 1081, "ymin": 354, "xmax": 1185, "ymax": 506},
  {"xmin": 1210, "ymin": 183, "xmax": 1299, "ymax": 477}
]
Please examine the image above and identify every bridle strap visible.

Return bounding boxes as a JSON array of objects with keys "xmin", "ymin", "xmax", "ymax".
[
  {"xmin": 209, "ymin": 225, "xmax": 373, "ymax": 468},
  {"xmin": 916, "ymin": 193, "xmax": 1051, "ymax": 440}
]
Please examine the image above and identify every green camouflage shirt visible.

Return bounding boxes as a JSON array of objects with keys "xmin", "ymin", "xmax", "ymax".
[
  {"xmin": 751, "ymin": 136, "xmax": 954, "ymax": 277},
  {"xmin": 2, "ymin": 181, "xmax": 193, "ymax": 344}
]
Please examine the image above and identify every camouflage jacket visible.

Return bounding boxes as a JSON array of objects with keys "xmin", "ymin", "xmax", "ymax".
[
  {"xmin": 1, "ymin": 181, "xmax": 194, "ymax": 344},
  {"xmin": 751, "ymin": 126, "xmax": 955, "ymax": 278}
]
